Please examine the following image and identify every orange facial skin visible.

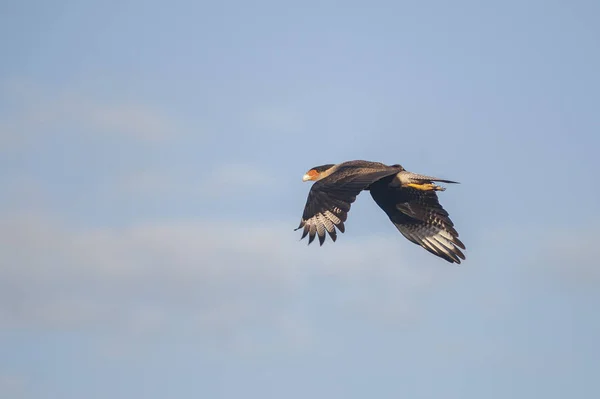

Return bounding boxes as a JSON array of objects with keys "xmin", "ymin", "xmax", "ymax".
[{"xmin": 302, "ymin": 169, "xmax": 319, "ymax": 181}]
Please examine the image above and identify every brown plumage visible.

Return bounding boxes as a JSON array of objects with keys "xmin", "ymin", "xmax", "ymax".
[{"xmin": 296, "ymin": 160, "xmax": 466, "ymax": 264}]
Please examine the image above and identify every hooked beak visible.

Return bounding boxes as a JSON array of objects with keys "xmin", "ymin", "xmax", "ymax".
[{"xmin": 302, "ymin": 173, "xmax": 312, "ymax": 182}]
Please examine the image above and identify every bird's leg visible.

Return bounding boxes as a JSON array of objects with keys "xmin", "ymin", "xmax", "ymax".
[{"xmin": 406, "ymin": 183, "xmax": 446, "ymax": 192}]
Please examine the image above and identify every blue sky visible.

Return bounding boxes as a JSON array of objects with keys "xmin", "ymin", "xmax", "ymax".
[{"xmin": 1, "ymin": 0, "xmax": 599, "ymax": 398}]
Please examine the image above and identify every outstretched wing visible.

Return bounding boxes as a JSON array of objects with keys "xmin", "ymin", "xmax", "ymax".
[
  {"xmin": 369, "ymin": 176, "xmax": 465, "ymax": 264},
  {"xmin": 296, "ymin": 169, "xmax": 399, "ymax": 245}
]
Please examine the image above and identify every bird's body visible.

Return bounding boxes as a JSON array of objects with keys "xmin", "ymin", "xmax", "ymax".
[{"xmin": 296, "ymin": 160, "xmax": 466, "ymax": 264}]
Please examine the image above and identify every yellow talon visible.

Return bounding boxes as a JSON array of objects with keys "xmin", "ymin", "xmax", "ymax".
[{"xmin": 406, "ymin": 183, "xmax": 445, "ymax": 191}]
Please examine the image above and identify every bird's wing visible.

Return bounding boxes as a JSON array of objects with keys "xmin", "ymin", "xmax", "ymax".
[
  {"xmin": 296, "ymin": 169, "xmax": 399, "ymax": 245},
  {"xmin": 369, "ymin": 176, "xmax": 465, "ymax": 263}
]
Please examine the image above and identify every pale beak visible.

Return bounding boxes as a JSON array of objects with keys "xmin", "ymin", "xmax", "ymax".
[{"xmin": 302, "ymin": 174, "xmax": 312, "ymax": 182}]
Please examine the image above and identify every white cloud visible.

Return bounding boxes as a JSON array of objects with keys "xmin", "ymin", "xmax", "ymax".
[
  {"xmin": 110, "ymin": 169, "xmax": 203, "ymax": 199},
  {"xmin": 105, "ymin": 162, "xmax": 275, "ymax": 203},
  {"xmin": 245, "ymin": 105, "xmax": 305, "ymax": 133},
  {"xmin": 0, "ymin": 80, "xmax": 179, "ymax": 148},
  {"xmin": 483, "ymin": 226, "xmax": 600, "ymax": 287},
  {"xmin": 0, "ymin": 373, "xmax": 27, "ymax": 399},
  {"xmin": 0, "ymin": 212, "xmax": 440, "ymax": 350},
  {"xmin": 534, "ymin": 228, "xmax": 600, "ymax": 285},
  {"xmin": 201, "ymin": 162, "xmax": 275, "ymax": 198}
]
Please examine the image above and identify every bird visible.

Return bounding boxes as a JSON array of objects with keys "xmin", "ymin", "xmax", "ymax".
[{"xmin": 295, "ymin": 160, "xmax": 466, "ymax": 264}]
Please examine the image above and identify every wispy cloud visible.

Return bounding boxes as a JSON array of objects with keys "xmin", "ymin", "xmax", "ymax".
[
  {"xmin": 483, "ymin": 226, "xmax": 600, "ymax": 287},
  {"xmin": 201, "ymin": 162, "xmax": 276, "ymax": 198},
  {"xmin": 534, "ymin": 228, "xmax": 600, "ymax": 286},
  {"xmin": 0, "ymin": 212, "xmax": 438, "ymax": 350},
  {"xmin": 245, "ymin": 105, "xmax": 305, "ymax": 133},
  {"xmin": 0, "ymin": 373, "xmax": 27, "ymax": 399},
  {"xmin": 0, "ymin": 80, "xmax": 180, "ymax": 149},
  {"xmin": 107, "ymin": 162, "xmax": 275, "ymax": 202}
]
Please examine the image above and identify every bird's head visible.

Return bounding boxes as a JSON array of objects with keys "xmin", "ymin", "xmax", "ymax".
[{"xmin": 302, "ymin": 164, "xmax": 336, "ymax": 182}]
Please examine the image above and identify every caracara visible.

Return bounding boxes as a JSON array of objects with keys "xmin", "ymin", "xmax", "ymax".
[{"xmin": 296, "ymin": 160, "xmax": 466, "ymax": 264}]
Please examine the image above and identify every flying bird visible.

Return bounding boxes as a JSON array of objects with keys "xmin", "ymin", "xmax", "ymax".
[{"xmin": 295, "ymin": 160, "xmax": 466, "ymax": 264}]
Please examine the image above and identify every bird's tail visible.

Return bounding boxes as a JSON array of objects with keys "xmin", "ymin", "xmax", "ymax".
[
  {"xmin": 394, "ymin": 171, "xmax": 459, "ymax": 192},
  {"xmin": 397, "ymin": 170, "xmax": 459, "ymax": 184},
  {"xmin": 404, "ymin": 172, "xmax": 459, "ymax": 184}
]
